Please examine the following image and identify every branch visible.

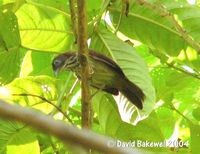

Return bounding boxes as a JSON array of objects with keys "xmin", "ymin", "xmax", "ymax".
[
  {"xmin": 12, "ymin": 93, "xmax": 74, "ymax": 124},
  {"xmin": 149, "ymin": 49, "xmax": 200, "ymax": 80},
  {"xmin": 77, "ymin": 0, "xmax": 92, "ymax": 128},
  {"xmin": 56, "ymin": 72, "xmax": 73, "ymax": 108},
  {"xmin": 169, "ymin": 105, "xmax": 192, "ymax": 123},
  {"xmin": 166, "ymin": 62, "xmax": 200, "ymax": 80},
  {"xmin": 0, "ymin": 100, "xmax": 145, "ymax": 154},
  {"xmin": 136, "ymin": 0, "xmax": 200, "ymax": 54}
]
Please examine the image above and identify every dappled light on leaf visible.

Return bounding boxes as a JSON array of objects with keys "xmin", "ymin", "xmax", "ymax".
[{"xmin": 0, "ymin": 0, "xmax": 199, "ymax": 153}]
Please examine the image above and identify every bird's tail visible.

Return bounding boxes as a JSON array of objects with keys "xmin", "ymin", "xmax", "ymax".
[{"xmin": 120, "ymin": 78, "xmax": 145, "ymax": 109}]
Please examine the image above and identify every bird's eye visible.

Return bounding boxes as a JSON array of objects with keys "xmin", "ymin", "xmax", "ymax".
[{"xmin": 54, "ymin": 59, "xmax": 61, "ymax": 66}]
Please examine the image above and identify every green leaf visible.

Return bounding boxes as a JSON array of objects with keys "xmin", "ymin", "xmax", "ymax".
[
  {"xmin": 93, "ymin": 93, "xmax": 164, "ymax": 142},
  {"xmin": 0, "ymin": 0, "xmax": 15, "ymax": 6},
  {"xmin": 16, "ymin": 3, "xmax": 73, "ymax": 52},
  {"xmin": 116, "ymin": 111, "xmax": 164, "ymax": 142},
  {"xmin": 3, "ymin": 76, "xmax": 60, "ymax": 114},
  {"xmin": 156, "ymin": 107, "xmax": 176, "ymax": 139},
  {"xmin": 0, "ymin": 10, "xmax": 21, "ymax": 51},
  {"xmin": 0, "ymin": 50, "xmax": 21, "ymax": 85},
  {"xmin": 90, "ymin": 27, "xmax": 155, "ymax": 114},
  {"xmin": 135, "ymin": 45, "xmax": 160, "ymax": 67},
  {"xmin": 93, "ymin": 93, "xmax": 122, "ymax": 136},
  {"xmin": 192, "ymin": 107, "xmax": 200, "ymax": 121},
  {"xmin": 150, "ymin": 67, "xmax": 187, "ymax": 102},
  {"xmin": 190, "ymin": 123, "xmax": 200, "ymax": 154},
  {"xmin": 151, "ymin": 65, "xmax": 200, "ymax": 126},
  {"xmin": 87, "ymin": 0, "xmax": 102, "ymax": 12},
  {"xmin": 20, "ymin": 50, "xmax": 54, "ymax": 77},
  {"xmin": 0, "ymin": 119, "xmax": 40, "ymax": 154},
  {"xmin": 27, "ymin": 0, "xmax": 69, "ymax": 12},
  {"xmin": 109, "ymin": 2, "xmax": 187, "ymax": 56},
  {"xmin": 0, "ymin": 37, "xmax": 7, "ymax": 52},
  {"xmin": 0, "ymin": 10, "xmax": 22, "ymax": 84},
  {"xmin": 0, "ymin": 0, "xmax": 15, "ymax": 10},
  {"xmin": 174, "ymin": 76, "xmax": 200, "ymax": 107},
  {"xmin": 36, "ymin": 133, "xmax": 52, "ymax": 152},
  {"xmin": 178, "ymin": 47, "xmax": 200, "ymax": 72},
  {"xmin": 163, "ymin": 0, "xmax": 200, "ymax": 43},
  {"xmin": 0, "ymin": 0, "xmax": 25, "ymax": 11}
]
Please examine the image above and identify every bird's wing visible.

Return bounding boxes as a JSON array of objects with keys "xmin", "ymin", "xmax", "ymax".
[{"xmin": 89, "ymin": 50, "xmax": 125, "ymax": 77}]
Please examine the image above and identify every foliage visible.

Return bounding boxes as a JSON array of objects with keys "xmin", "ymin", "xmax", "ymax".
[{"xmin": 0, "ymin": 0, "xmax": 200, "ymax": 153}]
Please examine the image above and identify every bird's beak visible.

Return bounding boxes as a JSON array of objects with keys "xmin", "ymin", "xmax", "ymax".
[{"xmin": 54, "ymin": 69, "xmax": 59, "ymax": 77}]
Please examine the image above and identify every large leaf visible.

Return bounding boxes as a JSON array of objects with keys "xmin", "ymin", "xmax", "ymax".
[
  {"xmin": 151, "ymin": 66, "xmax": 200, "ymax": 126},
  {"xmin": 1, "ymin": 76, "xmax": 60, "ymax": 114},
  {"xmin": 109, "ymin": 0, "xmax": 187, "ymax": 56},
  {"xmin": 90, "ymin": 27, "xmax": 155, "ymax": 115},
  {"xmin": 150, "ymin": 66, "xmax": 199, "ymax": 104},
  {"xmin": 0, "ymin": 10, "xmax": 21, "ymax": 50},
  {"xmin": 93, "ymin": 93, "xmax": 164, "ymax": 142},
  {"xmin": 26, "ymin": 0, "xmax": 69, "ymax": 12},
  {"xmin": 0, "ymin": 10, "xmax": 21, "ymax": 84},
  {"xmin": 0, "ymin": 119, "xmax": 39, "ymax": 154},
  {"xmin": 16, "ymin": 3, "xmax": 73, "ymax": 52},
  {"xmin": 155, "ymin": 107, "xmax": 176, "ymax": 139}
]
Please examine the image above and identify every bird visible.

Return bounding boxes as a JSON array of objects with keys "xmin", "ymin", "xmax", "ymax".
[{"xmin": 52, "ymin": 50, "xmax": 145, "ymax": 109}]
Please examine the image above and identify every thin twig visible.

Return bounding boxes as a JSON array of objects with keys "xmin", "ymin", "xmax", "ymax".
[
  {"xmin": 64, "ymin": 78, "xmax": 79, "ymax": 99},
  {"xmin": 169, "ymin": 105, "xmax": 192, "ymax": 123},
  {"xmin": 149, "ymin": 49, "xmax": 200, "ymax": 80},
  {"xmin": 166, "ymin": 62, "xmax": 200, "ymax": 80},
  {"xmin": 12, "ymin": 93, "xmax": 73, "ymax": 124},
  {"xmin": 57, "ymin": 72, "xmax": 73, "ymax": 107},
  {"xmin": 51, "ymin": 72, "xmax": 73, "ymax": 116}
]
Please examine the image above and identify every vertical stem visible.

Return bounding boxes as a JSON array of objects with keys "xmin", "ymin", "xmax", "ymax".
[
  {"xmin": 77, "ymin": 0, "xmax": 91, "ymax": 128},
  {"xmin": 69, "ymin": 0, "xmax": 78, "ymax": 43}
]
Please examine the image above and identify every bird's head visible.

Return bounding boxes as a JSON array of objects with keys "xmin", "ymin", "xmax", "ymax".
[{"xmin": 52, "ymin": 52, "xmax": 77, "ymax": 76}]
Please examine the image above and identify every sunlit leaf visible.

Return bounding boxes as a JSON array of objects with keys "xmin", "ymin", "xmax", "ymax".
[
  {"xmin": 109, "ymin": 1, "xmax": 187, "ymax": 56},
  {"xmin": 192, "ymin": 107, "xmax": 200, "ymax": 121},
  {"xmin": 16, "ymin": 3, "xmax": 73, "ymax": 52},
  {"xmin": 4, "ymin": 76, "xmax": 60, "ymax": 114},
  {"xmin": 0, "ymin": 10, "xmax": 21, "ymax": 84},
  {"xmin": 0, "ymin": 119, "xmax": 40, "ymax": 154}
]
